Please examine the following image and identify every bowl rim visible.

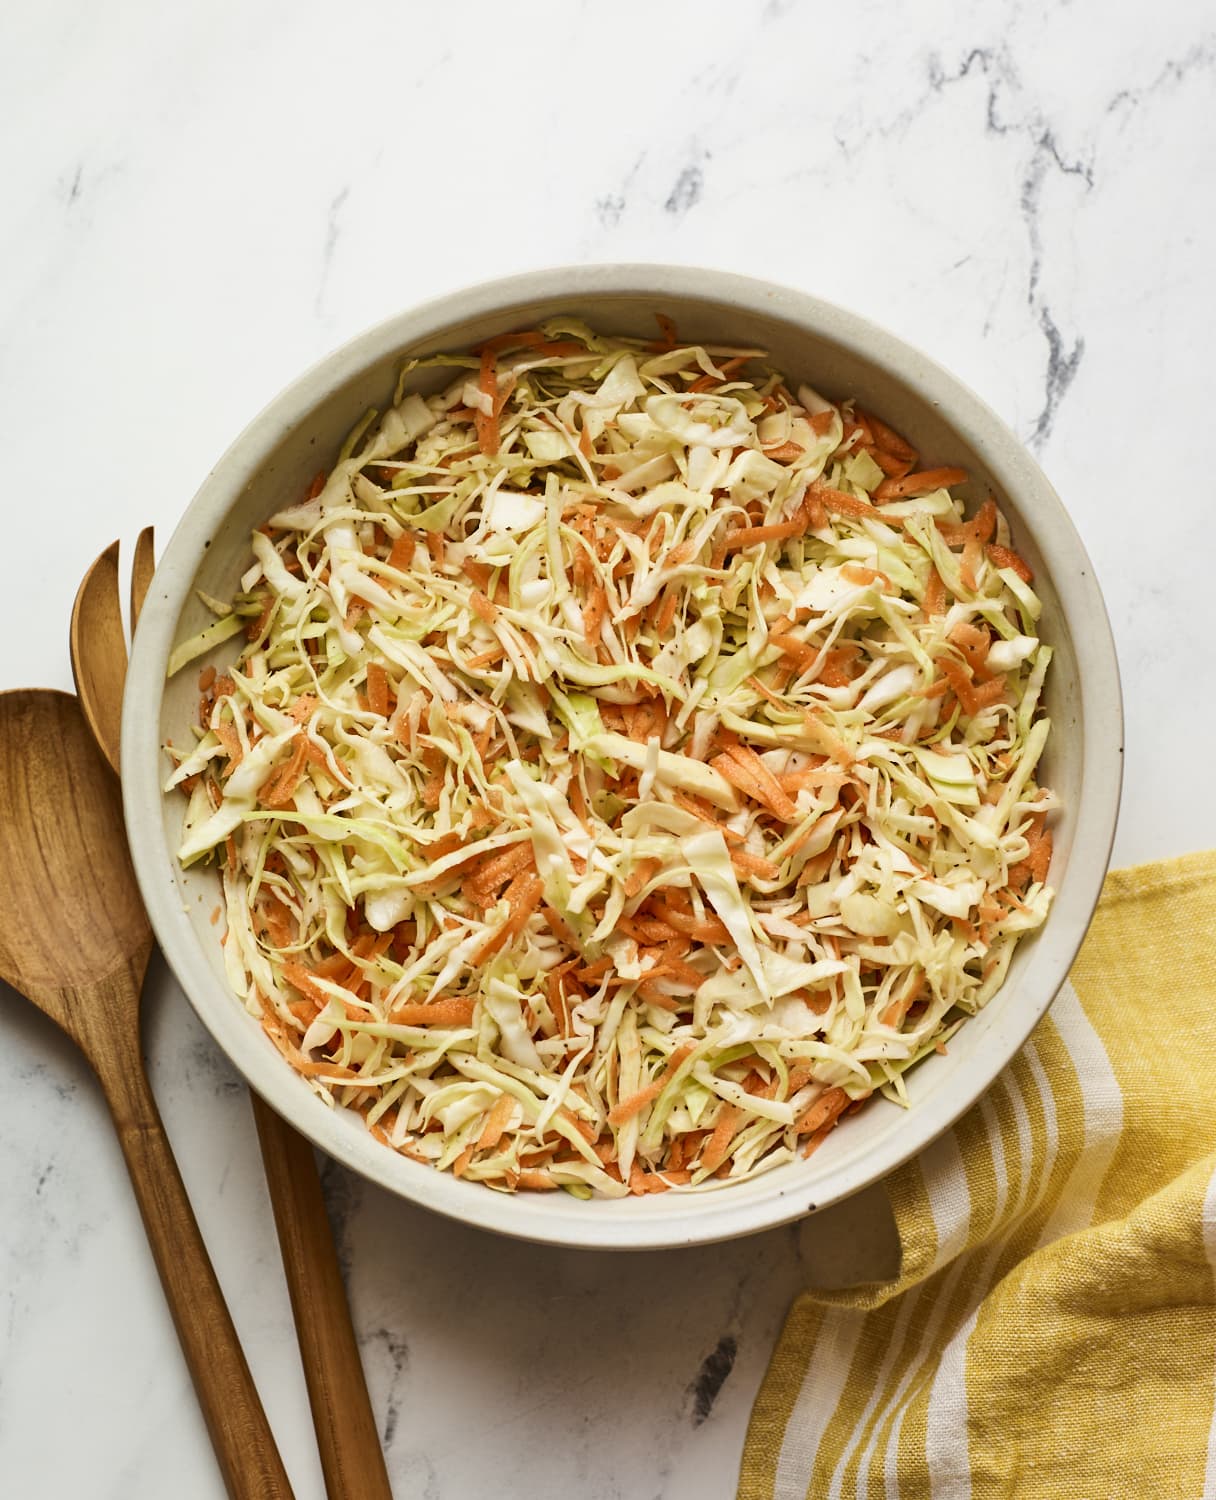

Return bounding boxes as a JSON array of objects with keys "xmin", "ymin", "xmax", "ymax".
[{"xmin": 122, "ymin": 263, "xmax": 1123, "ymax": 1250}]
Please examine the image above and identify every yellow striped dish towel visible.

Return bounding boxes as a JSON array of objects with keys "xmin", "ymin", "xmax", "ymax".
[{"xmin": 741, "ymin": 850, "xmax": 1216, "ymax": 1499}]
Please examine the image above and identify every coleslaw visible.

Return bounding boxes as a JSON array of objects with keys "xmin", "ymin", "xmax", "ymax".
[{"xmin": 167, "ymin": 317, "xmax": 1055, "ymax": 1198}]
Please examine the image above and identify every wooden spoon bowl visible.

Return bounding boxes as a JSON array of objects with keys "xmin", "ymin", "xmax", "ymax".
[{"xmin": 0, "ymin": 689, "xmax": 149, "ymax": 1018}]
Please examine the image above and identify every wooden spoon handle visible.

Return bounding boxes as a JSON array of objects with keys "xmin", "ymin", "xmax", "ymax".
[
  {"xmin": 252, "ymin": 1095, "xmax": 393, "ymax": 1498},
  {"xmin": 93, "ymin": 982, "xmax": 295, "ymax": 1500}
]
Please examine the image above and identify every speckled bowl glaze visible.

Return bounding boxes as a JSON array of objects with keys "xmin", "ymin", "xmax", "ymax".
[{"xmin": 123, "ymin": 266, "xmax": 1122, "ymax": 1250}]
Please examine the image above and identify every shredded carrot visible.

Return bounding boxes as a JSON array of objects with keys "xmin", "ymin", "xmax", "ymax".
[
  {"xmin": 262, "ymin": 896, "xmax": 295, "ymax": 951},
  {"xmin": 776, "ymin": 766, "xmax": 847, "ymax": 793},
  {"xmin": 711, "ymin": 744, "xmax": 799, "ymax": 822},
  {"xmin": 881, "ymin": 973, "xmax": 927, "ymax": 1028},
  {"xmin": 970, "ymin": 676, "xmax": 1006, "ymax": 710},
  {"xmin": 282, "ymin": 962, "xmax": 332, "ymax": 1009},
  {"xmin": 540, "ymin": 906, "xmax": 578, "ymax": 951},
  {"xmin": 618, "ymin": 914, "xmax": 682, "ymax": 945},
  {"xmin": 784, "ymin": 1066, "xmax": 814, "ymax": 1097},
  {"xmin": 699, "ymin": 1105, "xmax": 742, "ymax": 1175},
  {"xmin": 647, "ymin": 955, "xmax": 706, "ymax": 989},
  {"xmin": 624, "ymin": 857, "xmax": 661, "ymax": 899},
  {"xmin": 722, "ymin": 518, "xmax": 804, "ymax": 551},
  {"xmin": 948, "ymin": 621, "xmax": 991, "ymax": 675},
  {"xmin": 310, "ymin": 952, "xmax": 350, "ymax": 980},
  {"xmin": 870, "ymin": 445, "xmax": 913, "ymax": 479},
  {"xmin": 650, "ymin": 899, "xmax": 730, "ymax": 946},
  {"xmin": 388, "ymin": 531, "xmax": 416, "ymax": 572},
  {"xmin": 473, "ymin": 873, "xmax": 544, "ymax": 963},
  {"xmin": 938, "ymin": 657, "xmax": 980, "ymax": 718},
  {"xmin": 214, "ymin": 720, "xmax": 243, "ymax": 768},
  {"xmin": 809, "ymin": 480, "xmax": 877, "ymax": 520},
  {"xmin": 608, "ymin": 1042, "xmax": 696, "ymax": 1126},
  {"xmin": 464, "ymin": 646, "xmax": 507, "ymax": 671},
  {"xmin": 840, "ymin": 563, "xmax": 890, "ymax": 590},
  {"xmin": 517, "ymin": 1170, "xmax": 559, "ymax": 1191},
  {"xmin": 839, "ymin": 417, "xmax": 869, "ymax": 451},
  {"xmin": 472, "ymin": 328, "xmax": 547, "ymax": 356},
  {"xmin": 858, "ymin": 408, "xmax": 917, "ymax": 463},
  {"xmin": 1010, "ymin": 820, "xmax": 1053, "ymax": 889},
  {"xmin": 260, "ymin": 734, "xmax": 309, "ymax": 809},
  {"xmin": 668, "ymin": 791, "xmax": 742, "ymax": 844},
  {"xmin": 460, "ymin": 558, "xmax": 492, "ymax": 590},
  {"xmin": 794, "ymin": 1085, "xmax": 852, "ymax": 1136},
  {"xmin": 762, "ymin": 440, "xmax": 804, "ymax": 462},
  {"xmin": 1028, "ymin": 827, "xmax": 1053, "ymax": 884},
  {"xmin": 973, "ymin": 497, "xmax": 998, "ymax": 543},
  {"xmin": 940, "ymin": 498, "xmax": 998, "ymax": 549},
  {"xmin": 420, "ymin": 768, "xmax": 444, "ymax": 811},
  {"xmin": 768, "ymin": 632, "xmax": 818, "ymax": 672},
  {"xmin": 656, "ymin": 1167, "xmax": 694, "ymax": 1186},
  {"xmin": 582, "ymin": 581, "xmax": 607, "ymax": 646},
  {"xmin": 292, "ymin": 1057, "xmax": 360, "ymax": 1080},
  {"xmin": 656, "ymin": 589, "xmax": 679, "ymax": 636},
  {"xmin": 470, "ymin": 589, "xmax": 498, "ymax": 623},
  {"xmin": 633, "ymin": 983, "xmax": 682, "ymax": 1012},
  {"xmin": 390, "ymin": 997, "xmax": 477, "ymax": 1028},
  {"xmin": 801, "ymin": 1121, "xmax": 836, "ymax": 1157},
  {"xmin": 246, "ymin": 595, "xmax": 274, "ymax": 641},
  {"xmin": 986, "ymin": 542, "xmax": 1034, "ymax": 583},
  {"xmin": 476, "ymin": 1093, "xmax": 516, "ymax": 1152},
  {"xmin": 629, "ymin": 1163, "xmax": 690, "ymax": 1194},
  {"xmin": 546, "ymin": 971, "xmax": 572, "ymax": 1038},
  {"xmin": 732, "ymin": 849, "xmax": 781, "ymax": 880},
  {"xmin": 875, "ymin": 466, "xmax": 968, "ymax": 500},
  {"xmin": 469, "ymin": 841, "xmax": 535, "ymax": 899},
  {"xmin": 366, "ymin": 663, "xmax": 390, "ymax": 718},
  {"xmin": 816, "ymin": 647, "xmax": 858, "ymax": 688}
]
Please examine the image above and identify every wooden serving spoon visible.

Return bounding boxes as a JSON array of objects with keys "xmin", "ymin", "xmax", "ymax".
[
  {"xmin": 71, "ymin": 537, "xmax": 392, "ymax": 1500},
  {"xmin": 0, "ymin": 689, "xmax": 294, "ymax": 1500}
]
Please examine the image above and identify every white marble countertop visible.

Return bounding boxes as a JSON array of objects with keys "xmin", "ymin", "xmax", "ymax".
[{"xmin": 3, "ymin": 2, "xmax": 1214, "ymax": 1495}]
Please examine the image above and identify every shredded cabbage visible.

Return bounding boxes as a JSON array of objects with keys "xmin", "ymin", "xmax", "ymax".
[{"xmin": 168, "ymin": 318, "xmax": 1056, "ymax": 1198}]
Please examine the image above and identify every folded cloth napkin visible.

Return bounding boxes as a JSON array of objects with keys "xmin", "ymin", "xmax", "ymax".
[{"xmin": 740, "ymin": 849, "xmax": 1216, "ymax": 1500}]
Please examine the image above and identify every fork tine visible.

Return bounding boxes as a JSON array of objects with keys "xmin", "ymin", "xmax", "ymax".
[
  {"xmin": 69, "ymin": 541, "xmax": 127, "ymax": 778},
  {"xmin": 131, "ymin": 526, "xmax": 155, "ymax": 634}
]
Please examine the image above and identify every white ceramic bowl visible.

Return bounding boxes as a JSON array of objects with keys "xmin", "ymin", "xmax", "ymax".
[{"xmin": 123, "ymin": 266, "xmax": 1122, "ymax": 1250}]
